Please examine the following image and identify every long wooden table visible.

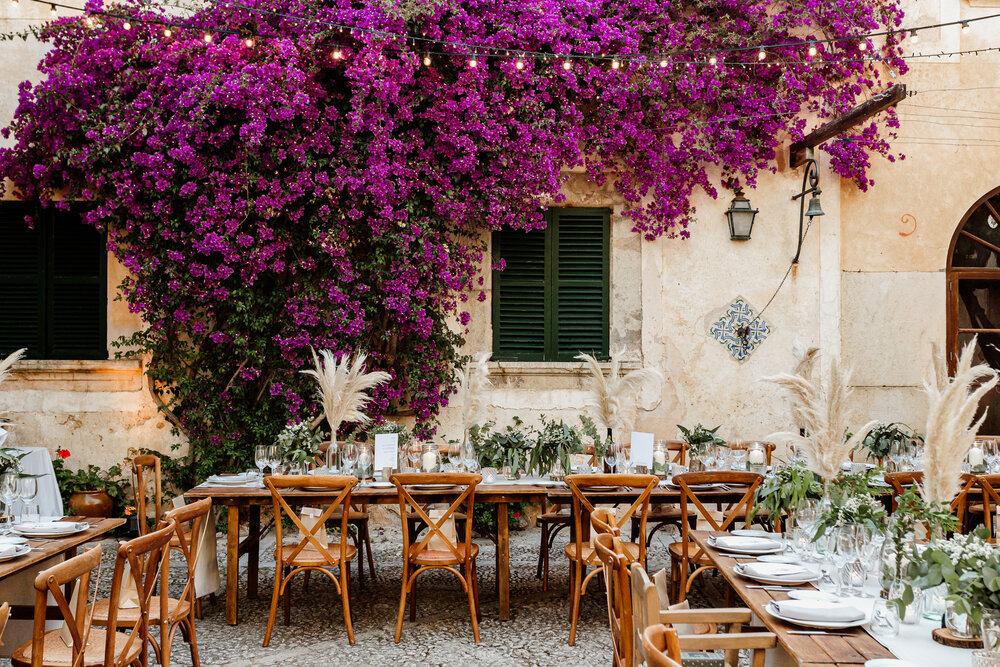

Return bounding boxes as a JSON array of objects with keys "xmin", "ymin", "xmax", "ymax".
[
  {"xmin": 0, "ymin": 517, "xmax": 125, "ymax": 620},
  {"xmin": 690, "ymin": 530, "xmax": 896, "ymax": 666},
  {"xmin": 185, "ymin": 482, "xmax": 553, "ymax": 625}
]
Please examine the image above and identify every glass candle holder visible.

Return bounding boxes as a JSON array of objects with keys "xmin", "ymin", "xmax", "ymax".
[
  {"xmin": 652, "ymin": 440, "xmax": 670, "ymax": 477},
  {"xmin": 420, "ymin": 443, "xmax": 441, "ymax": 473},
  {"xmin": 747, "ymin": 441, "xmax": 767, "ymax": 473}
]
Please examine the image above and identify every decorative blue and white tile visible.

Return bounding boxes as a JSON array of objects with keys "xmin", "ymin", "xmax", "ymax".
[{"xmin": 708, "ymin": 296, "xmax": 771, "ymax": 362}]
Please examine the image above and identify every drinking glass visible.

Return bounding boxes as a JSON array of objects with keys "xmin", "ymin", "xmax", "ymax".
[
  {"xmin": 831, "ymin": 527, "xmax": 858, "ymax": 595},
  {"xmin": 986, "ymin": 440, "xmax": 1000, "ymax": 474},
  {"xmin": 972, "ymin": 650, "xmax": 1000, "ymax": 667},
  {"xmin": 716, "ymin": 445, "xmax": 732, "ymax": 471},
  {"xmin": 889, "ymin": 441, "xmax": 905, "ymax": 472},
  {"xmin": 0, "ymin": 474, "xmax": 19, "ymax": 534},
  {"xmin": 869, "ymin": 599, "xmax": 901, "ymax": 638},
  {"xmin": 407, "ymin": 443, "xmax": 421, "ymax": 471},
  {"xmin": 617, "ymin": 445, "xmax": 632, "ymax": 474},
  {"xmin": 18, "ymin": 477, "xmax": 37, "ymax": 525},
  {"xmin": 461, "ymin": 440, "xmax": 479, "ymax": 474},
  {"xmin": 982, "ymin": 610, "xmax": 1000, "ymax": 653},
  {"xmin": 255, "ymin": 445, "xmax": 269, "ymax": 486},
  {"xmin": 356, "ymin": 444, "xmax": 373, "ymax": 481},
  {"xmin": 340, "ymin": 442, "xmax": 357, "ymax": 477},
  {"xmin": 730, "ymin": 444, "xmax": 747, "ymax": 471},
  {"xmin": 266, "ymin": 445, "xmax": 280, "ymax": 475},
  {"xmin": 603, "ymin": 442, "xmax": 618, "ymax": 473},
  {"xmin": 326, "ymin": 441, "xmax": 340, "ymax": 473}
]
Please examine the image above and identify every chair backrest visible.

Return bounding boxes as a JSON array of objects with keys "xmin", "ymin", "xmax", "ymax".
[
  {"xmin": 594, "ymin": 533, "xmax": 634, "ymax": 667},
  {"xmin": 104, "ymin": 520, "xmax": 176, "ymax": 667},
  {"xmin": 976, "ymin": 474, "xmax": 1000, "ymax": 537},
  {"xmin": 132, "ymin": 454, "xmax": 162, "ymax": 536},
  {"xmin": 566, "ymin": 474, "xmax": 658, "ymax": 565},
  {"xmin": 677, "ymin": 471, "xmax": 763, "ymax": 564},
  {"xmin": 642, "ymin": 624, "xmax": 682, "ymax": 667},
  {"xmin": 391, "ymin": 473, "xmax": 480, "ymax": 562},
  {"xmin": 265, "ymin": 475, "xmax": 357, "ymax": 566},
  {"xmin": 590, "ymin": 507, "xmax": 621, "ymax": 538},
  {"xmin": 665, "ymin": 441, "xmax": 687, "ymax": 465},
  {"xmin": 160, "ymin": 497, "xmax": 212, "ymax": 621},
  {"xmin": 29, "ymin": 545, "xmax": 103, "ymax": 667},
  {"xmin": 0, "ymin": 600, "xmax": 8, "ymax": 647},
  {"xmin": 885, "ymin": 471, "xmax": 975, "ymax": 529},
  {"xmin": 630, "ymin": 563, "xmax": 660, "ymax": 666}
]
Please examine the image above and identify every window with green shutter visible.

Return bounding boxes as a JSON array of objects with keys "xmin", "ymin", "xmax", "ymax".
[
  {"xmin": 492, "ymin": 207, "xmax": 609, "ymax": 362},
  {"xmin": 0, "ymin": 202, "xmax": 107, "ymax": 360}
]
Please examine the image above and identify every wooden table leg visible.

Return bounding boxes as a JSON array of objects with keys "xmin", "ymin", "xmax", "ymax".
[
  {"xmin": 247, "ymin": 505, "xmax": 260, "ymax": 600},
  {"xmin": 497, "ymin": 501, "xmax": 510, "ymax": 621},
  {"xmin": 226, "ymin": 505, "xmax": 239, "ymax": 626}
]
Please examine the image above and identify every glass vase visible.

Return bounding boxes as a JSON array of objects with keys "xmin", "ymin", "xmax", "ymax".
[
  {"xmin": 420, "ymin": 443, "xmax": 441, "ymax": 473},
  {"xmin": 946, "ymin": 600, "xmax": 982, "ymax": 639},
  {"xmin": 981, "ymin": 609, "xmax": 1000, "ymax": 652}
]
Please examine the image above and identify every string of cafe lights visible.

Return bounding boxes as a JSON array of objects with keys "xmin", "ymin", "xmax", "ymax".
[{"xmin": 19, "ymin": 0, "xmax": 1000, "ymax": 70}]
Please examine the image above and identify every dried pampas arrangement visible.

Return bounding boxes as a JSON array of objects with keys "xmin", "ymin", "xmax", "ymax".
[
  {"xmin": 455, "ymin": 351, "xmax": 492, "ymax": 433},
  {"xmin": 301, "ymin": 349, "xmax": 392, "ymax": 438},
  {"xmin": 576, "ymin": 348, "xmax": 663, "ymax": 441},
  {"xmin": 0, "ymin": 348, "xmax": 26, "ymax": 389},
  {"xmin": 922, "ymin": 337, "xmax": 999, "ymax": 505},
  {"xmin": 765, "ymin": 355, "xmax": 876, "ymax": 481}
]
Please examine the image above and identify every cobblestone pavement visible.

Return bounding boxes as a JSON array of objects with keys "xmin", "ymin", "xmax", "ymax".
[{"xmin": 18, "ymin": 525, "xmax": 734, "ymax": 667}]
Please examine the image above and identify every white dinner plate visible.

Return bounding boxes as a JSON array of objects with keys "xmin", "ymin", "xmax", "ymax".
[
  {"xmin": 708, "ymin": 536, "xmax": 784, "ymax": 555},
  {"xmin": 206, "ymin": 474, "xmax": 254, "ymax": 486},
  {"xmin": 764, "ymin": 601, "xmax": 868, "ymax": 629},
  {"xmin": 0, "ymin": 536, "xmax": 28, "ymax": 546},
  {"xmin": 410, "ymin": 484, "xmax": 455, "ymax": 490},
  {"xmin": 734, "ymin": 563, "xmax": 818, "ymax": 586},
  {"xmin": 665, "ymin": 482, "xmax": 724, "ymax": 490},
  {"xmin": 787, "ymin": 590, "xmax": 839, "ymax": 602},
  {"xmin": 14, "ymin": 522, "xmax": 90, "ymax": 538},
  {"xmin": 0, "ymin": 544, "xmax": 30, "ymax": 562},
  {"xmin": 732, "ymin": 529, "xmax": 772, "ymax": 538},
  {"xmin": 756, "ymin": 554, "xmax": 800, "ymax": 564},
  {"xmin": 583, "ymin": 485, "xmax": 618, "ymax": 492}
]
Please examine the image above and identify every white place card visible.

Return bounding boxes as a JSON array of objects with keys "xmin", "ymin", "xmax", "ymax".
[
  {"xmin": 374, "ymin": 433, "xmax": 399, "ymax": 470},
  {"xmin": 631, "ymin": 431, "xmax": 655, "ymax": 468}
]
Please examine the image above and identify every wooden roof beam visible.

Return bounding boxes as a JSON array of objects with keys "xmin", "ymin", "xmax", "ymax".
[{"xmin": 788, "ymin": 84, "xmax": 907, "ymax": 168}]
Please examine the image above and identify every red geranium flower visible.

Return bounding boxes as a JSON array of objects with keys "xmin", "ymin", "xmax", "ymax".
[
  {"xmin": 512, "ymin": 512, "xmax": 520, "ymax": 519},
  {"xmin": 57, "ymin": 449, "xmax": 71, "ymax": 459}
]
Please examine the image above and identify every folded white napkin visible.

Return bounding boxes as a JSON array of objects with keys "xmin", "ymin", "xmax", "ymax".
[
  {"xmin": 773, "ymin": 599, "xmax": 865, "ymax": 623},
  {"xmin": 19, "ymin": 522, "xmax": 87, "ymax": 533},
  {"xmin": 740, "ymin": 562, "xmax": 811, "ymax": 579},
  {"xmin": 0, "ymin": 544, "xmax": 17, "ymax": 558},
  {"xmin": 713, "ymin": 535, "xmax": 779, "ymax": 550}
]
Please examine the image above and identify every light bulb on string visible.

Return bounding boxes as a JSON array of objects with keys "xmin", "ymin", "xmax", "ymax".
[
  {"xmin": 332, "ymin": 49, "xmax": 343, "ymax": 60},
  {"xmin": 85, "ymin": 15, "xmax": 96, "ymax": 27},
  {"xmin": 515, "ymin": 58, "xmax": 524, "ymax": 70},
  {"xmin": 422, "ymin": 54, "xmax": 431, "ymax": 66},
  {"xmin": 203, "ymin": 33, "xmax": 212, "ymax": 43},
  {"xmin": 910, "ymin": 30, "xmax": 919, "ymax": 43},
  {"xmin": 245, "ymin": 38, "xmax": 254, "ymax": 47},
  {"xmin": 562, "ymin": 59, "xmax": 572, "ymax": 70},
  {"xmin": 858, "ymin": 41, "xmax": 867, "ymax": 51},
  {"xmin": 961, "ymin": 21, "xmax": 970, "ymax": 34},
  {"xmin": 659, "ymin": 59, "xmax": 668, "ymax": 68},
  {"xmin": 708, "ymin": 55, "xmax": 717, "ymax": 66},
  {"xmin": 49, "ymin": 3, "xmax": 56, "ymax": 13},
  {"xmin": 163, "ymin": 27, "xmax": 171, "ymax": 37},
  {"xmin": 807, "ymin": 44, "xmax": 817, "ymax": 57},
  {"xmin": 757, "ymin": 49, "xmax": 766, "ymax": 61},
  {"xmin": 611, "ymin": 59, "xmax": 619, "ymax": 69},
  {"xmin": 468, "ymin": 56, "xmax": 477, "ymax": 67},
  {"xmin": 123, "ymin": 21, "xmax": 131, "ymax": 30}
]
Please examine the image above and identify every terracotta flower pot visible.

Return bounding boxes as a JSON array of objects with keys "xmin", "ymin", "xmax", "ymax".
[{"xmin": 68, "ymin": 490, "xmax": 113, "ymax": 518}]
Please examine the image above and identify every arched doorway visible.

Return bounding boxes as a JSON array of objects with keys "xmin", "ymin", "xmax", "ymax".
[{"xmin": 947, "ymin": 186, "xmax": 1000, "ymax": 433}]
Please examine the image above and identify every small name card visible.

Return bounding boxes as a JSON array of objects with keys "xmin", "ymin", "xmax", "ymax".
[
  {"xmin": 374, "ymin": 433, "xmax": 399, "ymax": 470},
  {"xmin": 631, "ymin": 431, "xmax": 655, "ymax": 468}
]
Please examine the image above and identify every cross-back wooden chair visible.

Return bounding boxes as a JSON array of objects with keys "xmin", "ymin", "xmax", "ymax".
[
  {"xmin": 642, "ymin": 624, "xmax": 683, "ymax": 667},
  {"xmin": 959, "ymin": 473, "xmax": 1000, "ymax": 536},
  {"xmin": 91, "ymin": 498, "xmax": 211, "ymax": 667},
  {"xmin": 885, "ymin": 471, "xmax": 975, "ymax": 531},
  {"xmin": 0, "ymin": 601, "xmax": 9, "ymax": 647},
  {"xmin": 564, "ymin": 473, "xmax": 657, "ymax": 646},
  {"xmin": 536, "ymin": 498, "xmax": 572, "ymax": 592},
  {"xmin": 390, "ymin": 472, "xmax": 481, "ymax": 643},
  {"xmin": 313, "ymin": 442, "xmax": 376, "ymax": 587},
  {"xmin": 593, "ymin": 533, "xmax": 635, "ymax": 667},
  {"xmin": 11, "ymin": 546, "xmax": 127, "ymax": 667},
  {"xmin": 669, "ymin": 471, "xmax": 763, "ymax": 602},
  {"xmin": 631, "ymin": 564, "xmax": 776, "ymax": 667},
  {"xmin": 631, "ymin": 442, "xmax": 697, "ymax": 554},
  {"xmin": 263, "ymin": 474, "xmax": 358, "ymax": 646},
  {"xmin": 132, "ymin": 455, "xmax": 163, "ymax": 535}
]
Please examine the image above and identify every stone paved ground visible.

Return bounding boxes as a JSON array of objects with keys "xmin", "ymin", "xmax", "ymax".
[{"xmin": 15, "ymin": 524, "xmax": 735, "ymax": 667}]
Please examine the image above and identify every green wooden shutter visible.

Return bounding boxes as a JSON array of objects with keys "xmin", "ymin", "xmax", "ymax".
[
  {"xmin": 46, "ymin": 210, "xmax": 107, "ymax": 360},
  {"xmin": 0, "ymin": 203, "xmax": 45, "ymax": 358},
  {"xmin": 492, "ymin": 227, "xmax": 547, "ymax": 360},
  {"xmin": 551, "ymin": 208, "xmax": 609, "ymax": 361}
]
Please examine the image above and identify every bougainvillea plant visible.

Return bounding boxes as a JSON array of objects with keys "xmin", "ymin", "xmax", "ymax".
[{"xmin": 0, "ymin": 0, "xmax": 905, "ymax": 481}]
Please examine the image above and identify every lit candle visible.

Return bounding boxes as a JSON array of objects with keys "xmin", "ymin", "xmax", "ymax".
[
  {"xmin": 748, "ymin": 448, "xmax": 766, "ymax": 465},
  {"xmin": 969, "ymin": 446, "xmax": 985, "ymax": 467},
  {"xmin": 422, "ymin": 450, "xmax": 437, "ymax": 472},
  {"xmin": 653, "ymin": 450, "xmax": 667, "ymax": 466}
]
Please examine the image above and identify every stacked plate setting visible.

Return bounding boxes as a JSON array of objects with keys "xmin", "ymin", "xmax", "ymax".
[
  {"xmin": 734, "ymin": 561, "xmax": 819, "ymax": 585},
  {"xmin": 13, "ymin": 521, "xmax": 90, "ymax": 538},
  {"xmin": 707, "ymin": 534, "xmax": 784, "ymax": 555}
]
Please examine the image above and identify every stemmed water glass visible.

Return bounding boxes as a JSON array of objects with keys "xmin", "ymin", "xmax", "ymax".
[
  {"xmin": 460, "ymin": 440, "xmax": 479, "ymax": 474},
  {"xmin": 617, "ymin": 445, "xmax": 632, "ymax": 474},
  {"xmin": 19, "ymin": 477, "xmax": 37, "ymax": 525},
  {"xmin": 407, "ymin": 443, "xmax": 421, "ymax": 472},
  {"xmin": 266, "ymin": 445, "xmax": 281, "ymax": 476},
  {"xmin": 0, "ymin": 473, "xmax": 19, "ymax": 534},
  {"xmin": 603, "ymin": 442, "xmax": 618, "ymax": 473},
  {"xmin": 730, "ymin": 441, "xmax": 747, "ymax": 471},
  {"xmin": 255, "ymin": 445, "xmax": 269, "ymax": 487},
  {"xmin": 341, "ymin": 442, "xmax": 357, "ymax": 477},
  {"xmin": 833, "ymin": 526, "xmax": 860, "ymax": 596},
  {"xmin": 986, "ymin": 440, "xmax": 1000, "ymax": 474},
  {"xmin": 889, "ymin": 441, "xmax": 906, "ymax": 472}
]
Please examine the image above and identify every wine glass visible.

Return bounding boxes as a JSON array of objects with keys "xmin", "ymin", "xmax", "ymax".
[
  {"xmin": 730, "ymin": 442, "xmax": 748, "ymax": 471},
  {"xmin": 617, "ymin": 444, "xmax": 632, "ymax": 474},
  {"xmin": 461, "ymin": 440, "xmax": 479, "ymax": 474},
  {"xmin": 889, "ymin": 440, "xmax": 906, "ymax": 472},
  {"xmin": 986, "ymin": 440, "xmax": 1000, "ymax": 474},
  {"xmin": 603, "ymin": 442, "xmax": 618, "ymax": 473},
  {"xmin": 340, "ymin": 442, "xmax": 357, "ymax": 477},
  {"xmin": 833, "ymin": 527, "xmax": 859, "ymax": 596},
  {"xmin": 0, "ymin": 473, "xmax": 19, "ymax": 534},
  {"xmin": 255, "ymin": 445, "xmax": 269, "ymax": 486},
  {"xmin": 407, "ymin": 443, "xmax": 421, "ymax": 471},
  {"xmin": 18, "ymin": 477, "xmax": 37, "ymax": 525},
  {"xmin": 266, "ymin": 445, "xmax": 280, "ymax": 476},
  {"xmin": 716, "ymin": 445, "xmax": 732, "ymax": 471}
]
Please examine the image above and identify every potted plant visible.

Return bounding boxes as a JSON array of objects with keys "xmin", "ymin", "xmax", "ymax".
[
  {"xmin": 474, "ymin": 418, "xmax": 533, "ymax": 478},
  {"xmin": 579, "ymin": 415, "xmax": 612, "ymax": 464},
  {"xmin": 52, "ymin": 449, "xmax": 127, "ymax": 517},
  {"xmin": 857, "ymin": 422, "xmax": 913, "ymax": 465},
  {"xmin": 527, "ymin": 416, "xmax": 584, "ymax": 478},
  {"xmin": 677, "ymin": 423, "xmax": 726, "ymax": 471},
  {"xmin": 275, "ymin": 421, "xmax": 325, "ymax": 473}
]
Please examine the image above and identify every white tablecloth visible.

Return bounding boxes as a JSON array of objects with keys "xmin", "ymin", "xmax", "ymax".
[{"xmin": 11, "ymin": 446, "xmax": 63, "ymax": 518}]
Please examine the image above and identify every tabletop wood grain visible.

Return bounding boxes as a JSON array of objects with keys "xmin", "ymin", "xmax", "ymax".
[{"xmin": 0, "ymin": 516, "xmax": 124, "ymax": 582}]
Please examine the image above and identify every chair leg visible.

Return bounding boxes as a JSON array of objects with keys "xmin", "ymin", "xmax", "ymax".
[
  {"xmin": 409, "ymin": 574, "xmax": 417, "ymax": 622},
  {"xmin": 568, "ymin": 560, "xmax": 582, "ymax": 646},
  {"xmin": 395, "ymin": 564, "xmax": 410, "ymax": 643},
  {"xmin": 186, "ymin": 616, "xmax": 201, "ymax": 667},
  {"xmin": 364, "ymin": 522, "xmax": 376, "ymax": 581},
  {"xmin": 536, "ymin": 522, "xmax": 547, "ymax": 581},
  {"xmin": 263, "ymin": 564, "xmax": 283, "ymax": 646},
  {"xmin": 303, "ymin": 570, "xmax": 311, "ymax": 592},
  {"xmin": 466, "ymin": 561, "xmax": 481, "ymax": 642},
  {"xmin": 341, "ymin": 563, "xmax": 355, "ymax": 645},
  {"xmin": 472, "ymin": 559, "xmax": 481, "ymax": 622},
  {"xmin": 283, "ymin": 567, "xmax": 292, "ymax": 626}
]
